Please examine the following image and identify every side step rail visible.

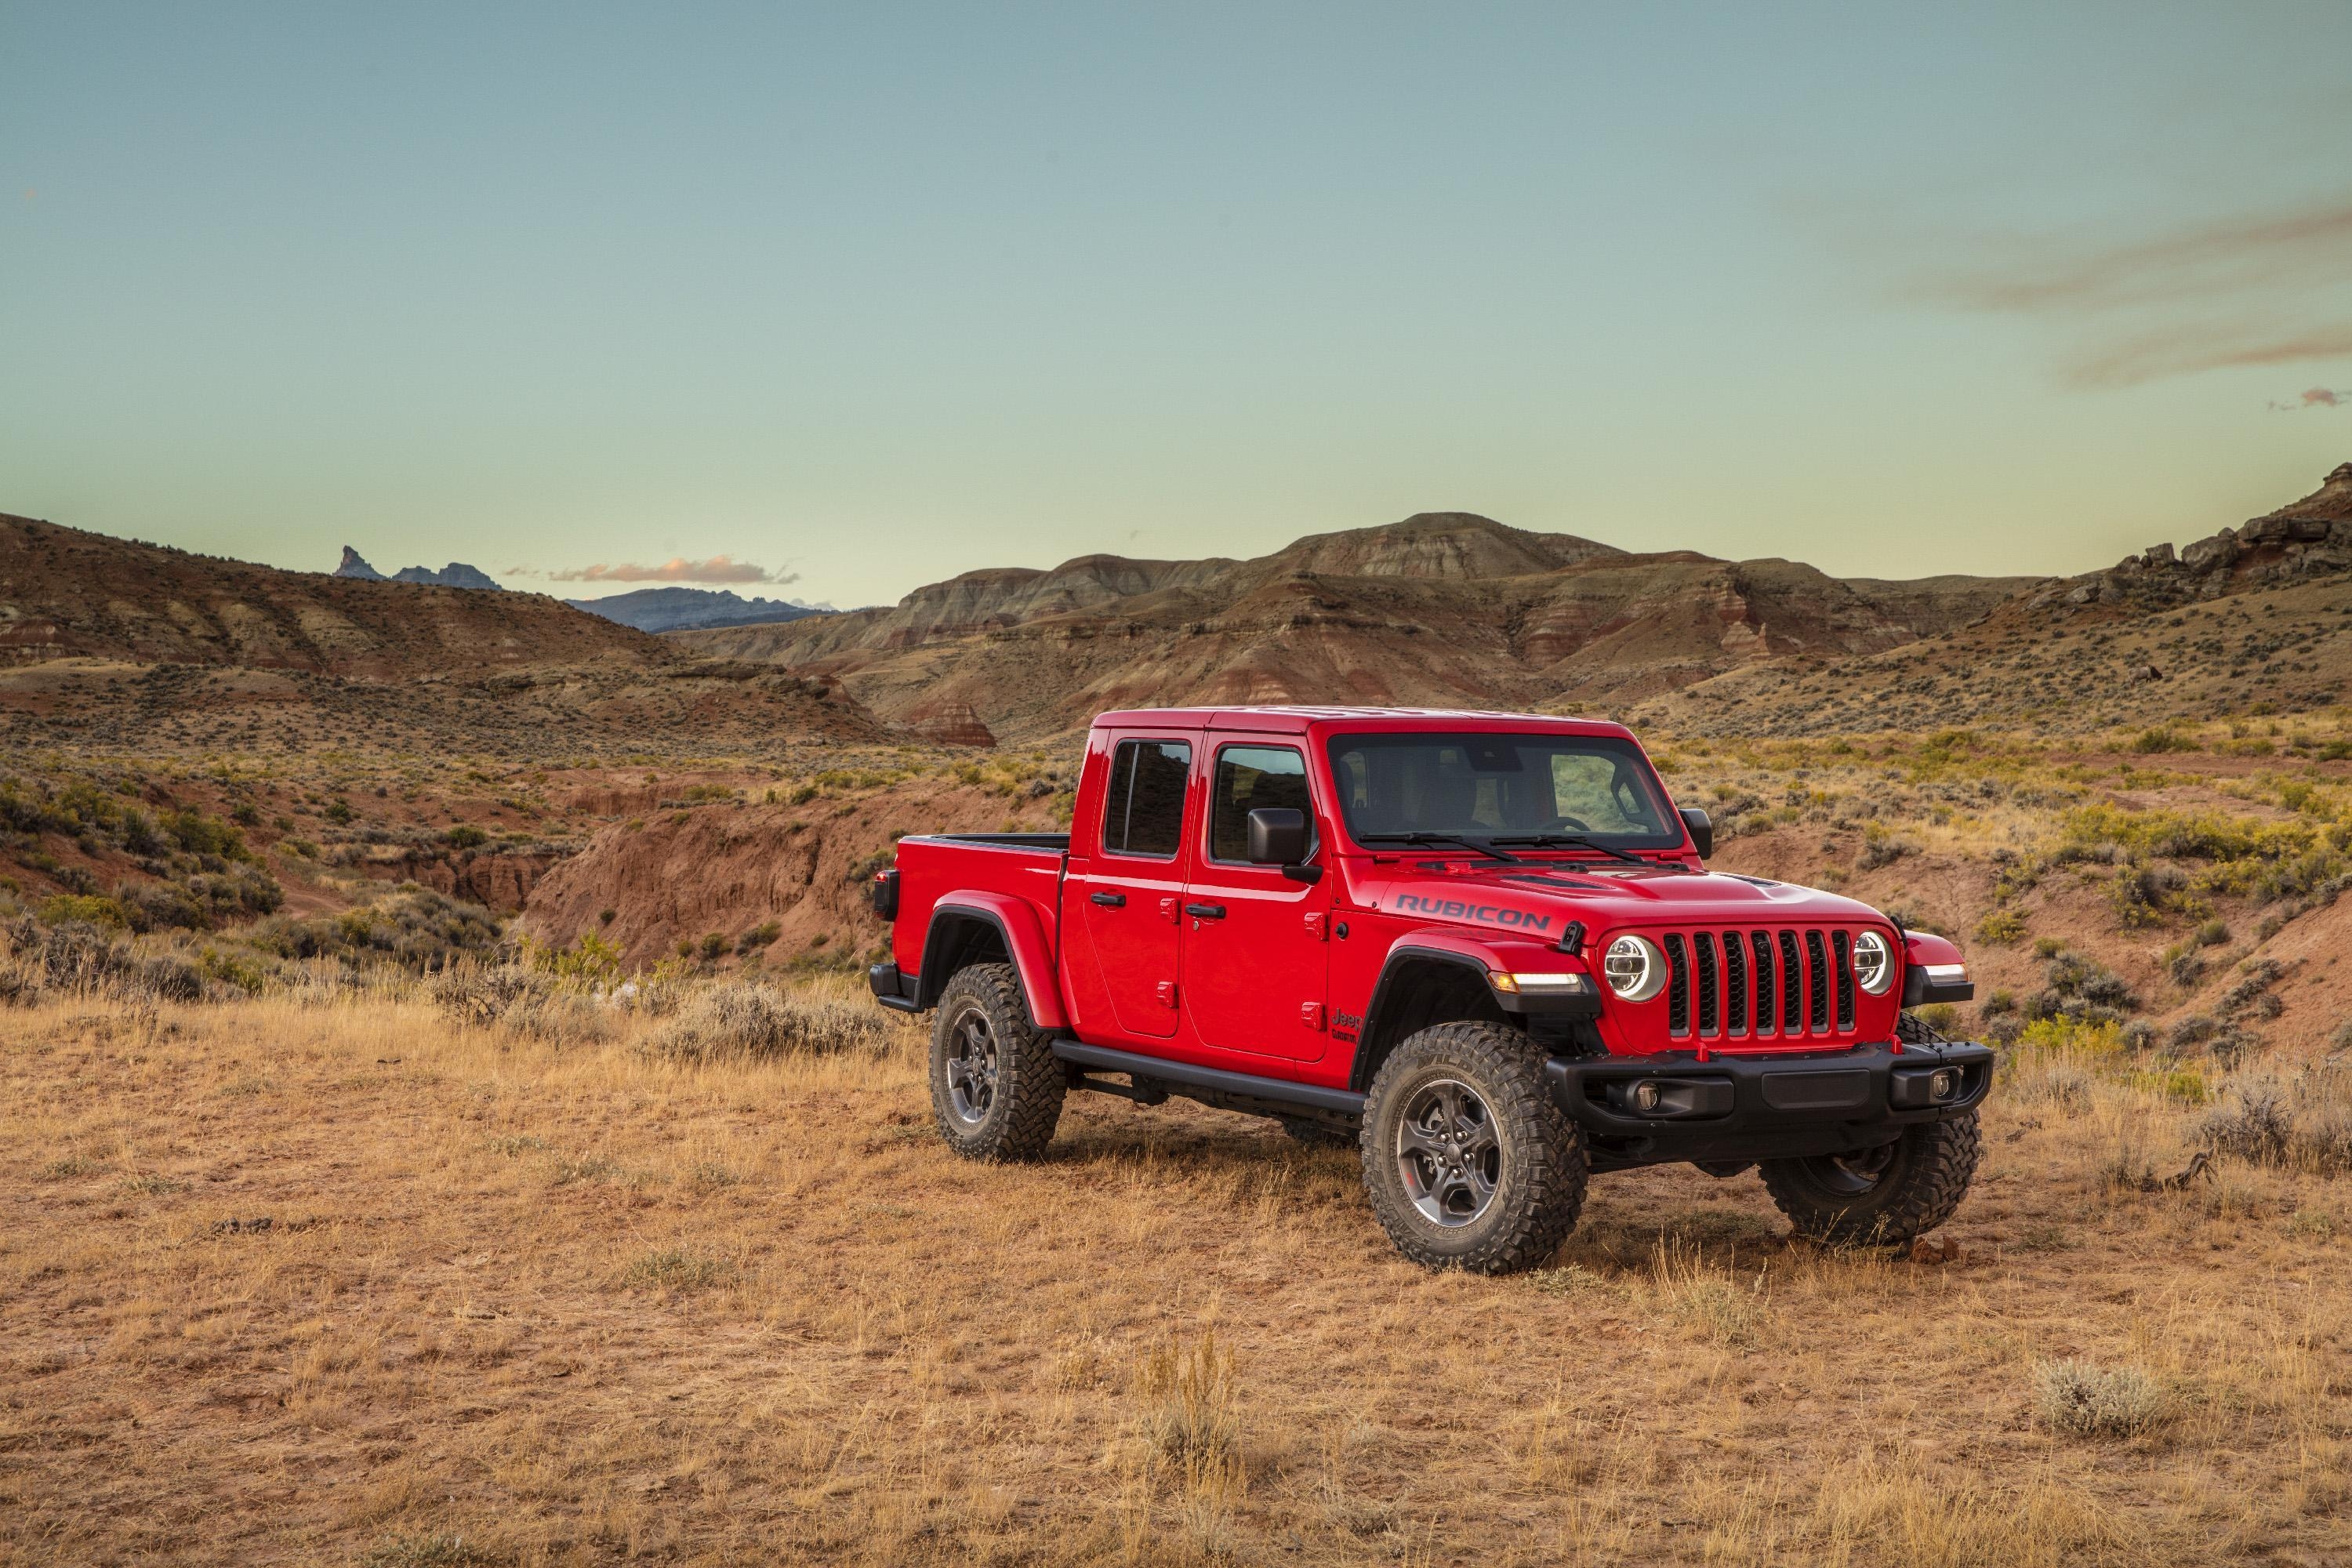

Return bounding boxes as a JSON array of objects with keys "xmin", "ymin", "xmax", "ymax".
[{"xmin": 1051, "ymin": 1040, "xmax": 1366, "ymax": 1131}]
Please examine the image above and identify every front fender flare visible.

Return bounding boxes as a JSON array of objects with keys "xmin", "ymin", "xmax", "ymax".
[
  {"xmin": 1900, "ymin": 929, "xmax": 1975, "ymax": 1006},
  {"xmin": 1350, "ymin": 929, "xmax": 1597, "ymax": 1091},
  {"xmin": 920, "ymin": 892, "xmax": 1068, "ymax": 1030}
]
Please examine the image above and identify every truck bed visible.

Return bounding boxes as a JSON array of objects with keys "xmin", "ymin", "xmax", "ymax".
[
  {"xmin": 886, "ymin": 833, "xmax": 1073, "ymax": 1012},
  {"xmin": 920, "ymin": 832, "xmax": 1071, "ymax": 851}
]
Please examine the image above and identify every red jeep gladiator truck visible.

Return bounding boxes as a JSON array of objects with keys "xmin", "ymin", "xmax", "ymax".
[{"xmin": 868, "ymin": 707, "xmax": 1987, "ymax": 1274}]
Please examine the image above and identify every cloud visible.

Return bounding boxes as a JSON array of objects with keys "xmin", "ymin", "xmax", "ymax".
[
  {"xmin": 1912, "ymin": 196, "xmax": 2352, "ymax": 388},
  {"xmin": 2269, "ymin": 387, "xmax": 2350, "ymax": 411},
  {"xmin": 546, "ymin": 556, "xmax": 793, "ymax": 586}
]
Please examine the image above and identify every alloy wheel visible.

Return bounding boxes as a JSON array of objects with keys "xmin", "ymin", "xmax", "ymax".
[
  {"xmin": 1816, "ymin": 1143, "xmax": 1896, "ymax": 1196},
  {"xmin": 1396, "ymin": 1077, "xmax": 1501, "ymax": 1227},
  {"xmin": 944, "ymin": 1004, "xmax": 999, "ymax": 1124}
]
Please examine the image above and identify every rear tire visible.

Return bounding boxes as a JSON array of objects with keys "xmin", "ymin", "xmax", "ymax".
[
  {"xmin": 1359, "ymin": 1022, "xmax": 1588, "ymax": 1275},
  {"xmin": 929, "ymin": 964, "xmax": 1065, "ymax": 1161},
  {"xmin": 1759, "ymin": 1112, "xmax": 1981, "ymax": 1247}
]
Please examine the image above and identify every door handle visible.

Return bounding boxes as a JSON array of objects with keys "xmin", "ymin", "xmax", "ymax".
[
  {"xmin": 1185, "ymin": 902, "xmax": 1226, "ymax": 920},
  {"xmin": 1089, "ymin": 891, "xmax": 1127, "ymax": 908}
]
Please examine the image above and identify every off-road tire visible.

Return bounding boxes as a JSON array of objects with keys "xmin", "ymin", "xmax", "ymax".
[
  {"xmin": 1759, "ymin": 1112, "xmax": 1981, "ymax": 1247},
  {"xmin": 929, "ymin": 964, "xmax": 1065, "ymax": 1161},
  {"xmin": 1359, "ymin": 1022, "xmax": 1588, "ymax": 1275}
]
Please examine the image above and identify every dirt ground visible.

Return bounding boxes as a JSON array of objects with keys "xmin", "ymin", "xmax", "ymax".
[{"xmin": 5, "ymin": 981, "xmax": 2347, "ymax": 1567}]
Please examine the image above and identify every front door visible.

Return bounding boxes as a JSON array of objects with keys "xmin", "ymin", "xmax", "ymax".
[
  {"xmin": 1179, "ymin": 740, "xmax": 1331, "ymax": 1063},
  {"xmin": 1067, "ymin": 734, "xmax": 1195, "ymax": 1040}
]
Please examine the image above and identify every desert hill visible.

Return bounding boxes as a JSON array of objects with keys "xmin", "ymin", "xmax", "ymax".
[
  {"xmin": 1638, "ymin": 463, "xmax": 2352, "ymax": 735},
  {"xmin": 675, "ymin": 510, "xmax": 2043, "ymax": 742},
  {"xmin": 0, "ymin": 514, "xmax": 887, "ymax": 757},
  {"xmin": 1, "ymin": 515, "xmax": 647, "ymax": 675}
]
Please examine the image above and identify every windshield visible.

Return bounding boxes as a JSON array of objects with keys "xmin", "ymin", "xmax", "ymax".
[{"xmin": 1324, "ymin": 731, "xmax": 1682, "ymax": 850}]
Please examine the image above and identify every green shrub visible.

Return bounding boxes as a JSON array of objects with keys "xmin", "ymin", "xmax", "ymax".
[
  {"xmin": 40, "ymin": 894, "xmax": 129, "ymax": 931},
  {"xmin": 1975, "ymin": 908, "xmax": 2027, "ymax": 945},
  {"xmin": 198, "ymin": 948, "xmax": 266, "ymax": 993},
  {"xmin": 524, "ymin": 931, "xmax": 622, "ymax": 983}
]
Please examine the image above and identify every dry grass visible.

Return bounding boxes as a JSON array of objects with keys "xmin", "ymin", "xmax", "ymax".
[
  {"xmin": 2035, "ymin": 1359, "xmax": 2169, "ymax": 1438},
  {"xmin": 636, "ymin": 982, "xmax": 888, "ymax": 1065},
  {"xmin": 3, "ymin": 974, "xmax": 2348, "ymax": 1566}
]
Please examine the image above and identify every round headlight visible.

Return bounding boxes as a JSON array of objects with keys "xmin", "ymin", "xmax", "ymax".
[
  {"xmin": 1602, "ymin": 935, "xmax": 1666, "ymax": 1002},
  {"xmin": 1852, "ymin": 930, "xmax": 1893, "ymax": 996}
]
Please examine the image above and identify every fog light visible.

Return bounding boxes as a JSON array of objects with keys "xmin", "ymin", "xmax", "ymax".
[
  {"xmin": 1634, "ymin": 1081, "xmax": 1662, "ymax": 1112},
  {"xmin": 1930, "ymin": 1069, "xmax": 1959, "ymax": 1102}
]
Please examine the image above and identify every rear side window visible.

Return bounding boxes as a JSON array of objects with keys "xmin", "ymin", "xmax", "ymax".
[
  {"xmin": 1208, "ymin": 746, "xmax": 1311, "ymax": 862},
  {"xmin": 1102, "ymin": 739, "xmax": 1192, "ymax": 858}
]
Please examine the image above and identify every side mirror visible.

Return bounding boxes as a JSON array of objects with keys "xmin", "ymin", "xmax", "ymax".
[
  {"xmin": 1247, "ymin": 807, "xmax": 1310, "ymax": 866},
  {"xmin": 1679, "ymin": 807, "xmax": 1713, "ymax": 860}
]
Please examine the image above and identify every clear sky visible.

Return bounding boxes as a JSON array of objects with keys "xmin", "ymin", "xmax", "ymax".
[{"xmin": 4, "ymin": 2, "xmax": 2349, "ymax": 608}]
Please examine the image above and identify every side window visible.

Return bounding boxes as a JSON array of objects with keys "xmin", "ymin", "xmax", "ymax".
[
  {"xmin": 1101, "ymin": 739, "xmax": 1192, "ymax": 858},
  {"xmin": 1208, "ymin": 746, "xmax": 1311, "ymax": 862}
]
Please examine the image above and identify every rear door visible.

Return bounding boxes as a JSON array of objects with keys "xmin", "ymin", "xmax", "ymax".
[
  {"xmin": 1065, "ymin": 733, "xmax": 1195, "ymax": 1040},
  {"xmin": 1178, "ymin": 739, "xmax": 1332, "ymax": 1063}
]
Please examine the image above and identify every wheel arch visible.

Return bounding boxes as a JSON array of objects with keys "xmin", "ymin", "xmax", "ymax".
[
  {"xmin": 916, "ymin": 894, "xmax": 1068, "ymax": 1029},
  {"xmin": 1348, "ymin": 940, "xmax": 1516, "ymax": 1094}
]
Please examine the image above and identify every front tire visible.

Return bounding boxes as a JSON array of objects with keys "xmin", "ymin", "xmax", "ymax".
[
  {"xmin": 1359, "ymin": 1022, "xmax": 1588, "ymax": 1275},
  {"xmin": 928, "ymin": 964, "xmax": 1065, "ymax": 1161},
  {"xmin": 1759, "ymin": 1112, "xmax": 1981, "ymax": 1247}
]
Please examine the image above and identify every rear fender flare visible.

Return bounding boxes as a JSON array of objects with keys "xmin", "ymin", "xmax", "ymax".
[{"xmin": 918, "ymin": 893, "xmax": 1067, "ymax": 1030}]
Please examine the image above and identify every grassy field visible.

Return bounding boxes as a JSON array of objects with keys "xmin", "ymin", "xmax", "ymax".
[
  {"xmin": 5, "ymin": 965, "xmax": 2349, "ymax": 1566},
  {"xmin": 6, "ymin": 711, "xmax": 2352, "ymax": 1564}
]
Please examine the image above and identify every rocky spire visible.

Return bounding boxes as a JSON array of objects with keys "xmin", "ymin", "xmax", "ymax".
[{"xmin": 334, "ymin": 546, "xmax": 387, "ymax": 580}]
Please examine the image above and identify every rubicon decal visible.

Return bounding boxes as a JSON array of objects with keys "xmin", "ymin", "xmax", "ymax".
[{"xmin": 1385, "ymin": 893, "xmax": 1554, "ymax": 933}]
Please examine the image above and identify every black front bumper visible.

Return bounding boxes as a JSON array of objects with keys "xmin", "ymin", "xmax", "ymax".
[{"xmin": 1543, "ymin": 1040, "xmax": 1994, "ymax": 1172}]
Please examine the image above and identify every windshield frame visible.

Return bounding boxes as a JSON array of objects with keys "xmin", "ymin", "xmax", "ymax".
[{"xmin": 1321, "ymin": 730, "xmax": 1686, "ymax": 856}]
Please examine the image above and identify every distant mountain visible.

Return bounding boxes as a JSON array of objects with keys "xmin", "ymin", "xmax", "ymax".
[
  {"xmin": 564, "ymin": 585, "xmax": 830, "ymax": 634},
  {"xmin": 0, "ymin": 514, "xmax": 888, "ymax": 756},
  {"xmin": 3, "ymin": 518, "xmax": 652, "ymax": 673},
  {"xmin": 335, "ymin": 546, "xmax": 502, "ymax": 591},
  {"xmin": 672, "ymin": 510, "xmax": 2047, "ymax": 742}
]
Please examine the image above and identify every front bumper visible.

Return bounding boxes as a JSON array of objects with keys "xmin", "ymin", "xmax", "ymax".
[{"xmin": 1543, "ymin": 1040, "xmax": 1994, "ymax": 1172}]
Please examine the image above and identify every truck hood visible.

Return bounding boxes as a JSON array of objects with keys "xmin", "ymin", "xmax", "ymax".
[{"xmin": 1345, "ymin": 858, "xmax": 1893, "ymax": 942}]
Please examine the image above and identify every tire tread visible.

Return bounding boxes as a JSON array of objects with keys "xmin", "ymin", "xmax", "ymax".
[
  {"xmin": 1760, "ymin": 1112, "xmax": 1981, "ymax": 1246},
  {"xmin": 931, "ymin": 963, "xmax": 1065, "ymax": 1161},
  {"xmin": 1359, "ymin": 1022, "xmax": 1588, "ymax": 1275}
]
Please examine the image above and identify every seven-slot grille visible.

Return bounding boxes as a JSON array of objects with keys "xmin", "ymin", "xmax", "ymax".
[{"xmin": 1654, "ymin": 927, "xmax": 1866, "ymax": 1041}]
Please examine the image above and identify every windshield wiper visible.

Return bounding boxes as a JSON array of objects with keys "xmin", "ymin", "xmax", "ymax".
[
  {"xmin": 1357, "ymin": 832, "xmax": 1523, "ymax": 864},
  {"xmin": 1488, "ymin": 833, "xmax": 1657, "ymax": 867}
]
